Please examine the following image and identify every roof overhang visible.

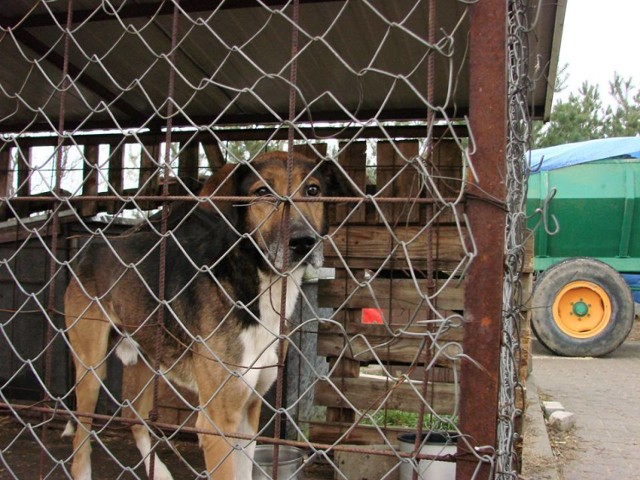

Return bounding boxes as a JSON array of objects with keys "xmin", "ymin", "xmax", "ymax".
[{"xmin": 0, "ymin": 0, "xmax": 565, "ymax": 134}]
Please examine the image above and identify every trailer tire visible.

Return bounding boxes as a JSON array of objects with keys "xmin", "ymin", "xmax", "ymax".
[{"xmin": 531, "ymin": 258, "xmax": 634, "ymax": 357}]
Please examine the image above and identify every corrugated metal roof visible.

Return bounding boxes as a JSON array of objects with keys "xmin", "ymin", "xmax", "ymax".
[{"xmin": 0, "ymin": 0, "xmax": 564, "ymax": 133}]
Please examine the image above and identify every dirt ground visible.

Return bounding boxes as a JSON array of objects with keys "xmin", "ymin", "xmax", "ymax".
[
  {"xmin": 0, "ymin": 416, "xmax": 334, "ymax": 479},
  {"xmin": 0, "ymin": 416, "xmax": 205, "ymax": 479}
]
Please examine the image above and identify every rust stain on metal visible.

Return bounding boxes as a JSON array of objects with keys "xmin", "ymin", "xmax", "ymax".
[{"xmin": 458, "ymin": 0, "xmax": 508, "ymax": 478}]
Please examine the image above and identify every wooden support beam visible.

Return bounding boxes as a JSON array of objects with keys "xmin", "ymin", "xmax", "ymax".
[
  {"xmin": 178, "ymin": 141, "xmax": 200, "ymax": 193},
  {"xmin": 80, "ymin": 145, "xmax": 99, "ymax": 217},
  {"xmin": 15, "ymin": 147, "xmax": 32, "ymax": 218},
  {"xmin": 106, "ymin": 143, "xmax": 124, "ymax": 214},
  {"xmin": 0, "ymin": 148, "xmax": 11, "ymax": 220}
]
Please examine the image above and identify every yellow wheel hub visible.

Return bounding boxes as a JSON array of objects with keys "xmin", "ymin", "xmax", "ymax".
[{"xmin": 552, "ymin": 281, "xmax": 612, "ymax": 339}]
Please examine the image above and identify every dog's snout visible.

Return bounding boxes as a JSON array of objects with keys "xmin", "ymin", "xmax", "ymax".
[{"xmin": 289, "ymin": 235, "xmax": 317, "ymax": 256}]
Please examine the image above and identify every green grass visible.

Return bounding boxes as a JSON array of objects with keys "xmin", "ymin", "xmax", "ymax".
[{"xmin": 360, "ymin": 409, "xmax": 457, "ymax": 430}]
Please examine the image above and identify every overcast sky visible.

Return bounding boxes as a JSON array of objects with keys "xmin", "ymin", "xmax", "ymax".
[{"xmin": 554, "ymin": 0, "xmax": 640, "ymax": 105}]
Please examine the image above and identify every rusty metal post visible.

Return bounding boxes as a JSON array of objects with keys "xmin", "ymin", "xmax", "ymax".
[{"xmin": 458, "ymin": 0, "xmax": 508, "ymax": 479}]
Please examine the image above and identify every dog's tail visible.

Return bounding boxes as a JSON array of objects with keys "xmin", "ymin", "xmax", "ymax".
[{"xmin": 114, "ymin": 335, "xmax": 140, "ymax": 366}]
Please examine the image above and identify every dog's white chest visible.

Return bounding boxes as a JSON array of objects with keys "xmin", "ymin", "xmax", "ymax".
[{"xmin": 238, "ymin": 269, "xmax": 304, "ymax": 395}]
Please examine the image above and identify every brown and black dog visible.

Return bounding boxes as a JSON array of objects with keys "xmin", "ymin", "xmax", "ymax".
[{"xmin": 63, "ymin": 151, "xmax": 354, "ymax": 479}]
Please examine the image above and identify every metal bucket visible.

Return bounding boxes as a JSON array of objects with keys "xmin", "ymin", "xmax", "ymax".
[
  {"xmin": 398, "ymin": 432, "xmax": 457, "ymax": 480},
  {"xmin": 252, "ymin": 445, "xmax": 304, "ymax": 480}
]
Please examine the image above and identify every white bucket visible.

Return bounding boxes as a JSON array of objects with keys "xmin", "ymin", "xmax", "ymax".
[
  {"xmin": 398, "ymin": 432, "xmax": 457, "ymax": 480},
  {"xmin": 252, "ymin": 445, "xmax": 304, "ymax": 480}
]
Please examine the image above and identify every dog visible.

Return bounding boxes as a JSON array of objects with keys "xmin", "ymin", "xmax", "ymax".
[{"xmin": 63, "ymin": 150, "xmax": 354, "ymax": 479}]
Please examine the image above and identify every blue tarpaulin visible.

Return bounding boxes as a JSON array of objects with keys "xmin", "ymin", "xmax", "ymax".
[
  {"xmin": 622, "ymin": 274, "xmax": 640, "ymax": 303},
  {"xmin": 528, "ymin": 136, "xmax": 640, "ymax": 171}
]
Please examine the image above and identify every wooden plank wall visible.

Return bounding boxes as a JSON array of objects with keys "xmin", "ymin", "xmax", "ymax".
[{"xmin": 310, "ymin": 139, "xmax": 473, "ymax": 446}]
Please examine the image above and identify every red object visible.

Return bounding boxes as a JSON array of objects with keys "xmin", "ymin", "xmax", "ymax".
[{"xmin": 361, "ymin": 308, "xmax": 384, "ymax": 324}]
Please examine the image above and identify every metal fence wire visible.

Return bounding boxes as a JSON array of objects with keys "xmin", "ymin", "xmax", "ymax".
[{"xmin": 0, "ymin": 1, "xmax": 554, "ymax": 479}]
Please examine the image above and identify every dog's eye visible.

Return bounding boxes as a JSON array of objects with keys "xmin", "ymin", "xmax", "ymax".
[
  {"xmin": 254, "ymin": 186, "xmax": 271, "ymax": 196},
  {"xmin": 306, "ymin": 184, "xmax": 321, "ymax": 197}
]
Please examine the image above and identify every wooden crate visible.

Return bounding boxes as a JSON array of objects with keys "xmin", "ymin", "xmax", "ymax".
[{"xmin": 311, "ymin": 139, "xmax": 469, "ymax": 446}]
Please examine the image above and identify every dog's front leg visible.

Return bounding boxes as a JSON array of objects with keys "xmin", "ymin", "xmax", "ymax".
[
  {"xmin": 195, "ymin": 403, "xmax": 242, "ymax": 478},
  {"xmin": 234, "ymin": 395, "xmax": 262, "ymax": 479}
]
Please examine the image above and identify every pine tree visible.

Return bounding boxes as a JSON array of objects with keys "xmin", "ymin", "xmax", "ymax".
[
  {"xmin": 604, "ymin": 73, "xmax": 640, "ymax": 137},
  {"xmin": 532, "ymin": 74, "xmax": 639, "ymax": 148}
]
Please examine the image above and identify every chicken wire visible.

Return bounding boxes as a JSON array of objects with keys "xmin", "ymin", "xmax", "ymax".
[
  {"xmin": 495, "ymin": 0, "xmax": 534, "ymax": 478},
  {"xmin": 0, "ymin": 1, "xmax": 540, "ymax": 479}
]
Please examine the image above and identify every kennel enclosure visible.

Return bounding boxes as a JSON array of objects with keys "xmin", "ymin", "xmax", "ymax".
[{"xmin": 0, "ymin": 1, "xmax": 564, "ymax": 478}]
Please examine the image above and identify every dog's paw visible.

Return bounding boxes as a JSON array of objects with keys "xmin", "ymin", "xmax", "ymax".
[{"xmin": 146, "ymin": 455, "xmax": 174, "ymax": 480}]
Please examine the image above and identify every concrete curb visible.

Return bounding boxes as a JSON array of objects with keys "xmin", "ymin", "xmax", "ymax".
[{"xmin": 521, "ymin": 373, "xmax": 561, "ymax": 480}]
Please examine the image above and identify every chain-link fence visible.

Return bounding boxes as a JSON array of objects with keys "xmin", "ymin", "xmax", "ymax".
[{"xmin": 0, "ymin": 1, "xmax": 561, "ymax": 478}]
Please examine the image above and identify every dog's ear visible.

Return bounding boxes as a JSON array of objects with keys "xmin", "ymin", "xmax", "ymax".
[
  {"xmin": 198, "ymin": 163, "xmax": 244, "ymax": 225},
  {"xmin": 318, "ymin": 159, "xmax": 358, "ymax": 198}
]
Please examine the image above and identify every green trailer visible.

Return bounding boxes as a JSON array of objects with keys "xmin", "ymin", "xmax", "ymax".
[{"xmin": 526, "ymin": 137, "xmax": 640, "ymax": 356}]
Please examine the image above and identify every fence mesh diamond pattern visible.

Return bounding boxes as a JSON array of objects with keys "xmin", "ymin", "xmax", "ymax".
[{"xmin": 0, "ymin": 1, "xmax": 545, "ymax": 479}]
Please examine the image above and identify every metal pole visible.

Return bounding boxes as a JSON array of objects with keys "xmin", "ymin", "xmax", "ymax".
[{"xmin": 458, "ymin": 0, "xmax": 508, "ymax": 478}]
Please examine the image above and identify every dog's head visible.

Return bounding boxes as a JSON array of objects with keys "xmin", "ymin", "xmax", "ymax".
[{"xmin": 199, "ymin": 151, "xmax": 355, "ymax": 270}]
